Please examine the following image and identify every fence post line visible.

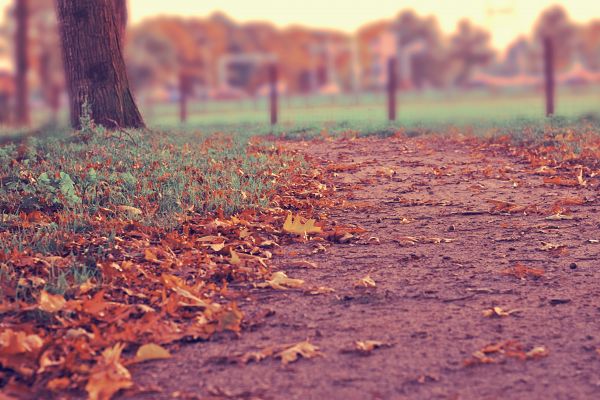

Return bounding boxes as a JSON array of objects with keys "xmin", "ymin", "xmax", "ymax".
[
  {"xmin": 387, "ymin": 57, "xmax": 397, "ymax": 122},
  {"xmin": 269, "ymin": 63, "xmax": 279, "ymax": 125},
  {"xmin": 179, "ymin": 72, "xmax": 188, "ymax": 123},
  {"xmin": 543, "ymin": 36, "xmax": 555, "ymax": 117}
]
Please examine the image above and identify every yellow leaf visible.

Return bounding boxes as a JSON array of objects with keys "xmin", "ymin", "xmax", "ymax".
[
  {"xmin": 86, "ymin": 343, "xmax": 133, "ymax": 400},
  {"xmin": 545, "ymin": 213, "xmax": 574, "ymax": 221},
  {"xmin": 216, "ymin": 305, "xmax": 244, "ymax": 333},
  {"xmin": 577, "ymin": 167, "xmax": 587, "ymax": 187},
  {"xmin": 117, "ymin": 205, "xmax": 142, "ymax": 219},
  {"xmin": 354, "ymin": 275, "xmax": 376, "ymax": 288},
  {"xmin": 526, "ymin": 346, "xmax": 549, "ymax": 359},
  {"xmin": 539, "ymin": 242, "xmax": 565, "ymax": 251},
  {"xmin": 210, "ymin": 242, "xmax": 225, "ymax": 252},
  {"xmin": 283, "ymin": 213, "xmax": 322, "ymax": 235},
  {"xmin": 256, "ymin": 271, "xmax": 304, "ymax": 290},
  {"xmin": 47, "ymin": 377, "xmax": 70, "ymax": 391},
  {"xmin": 240, "ymin": 347, "xmax": 277, "ymax": 364},
  {"xmin": 144, "ymin": 248, "xmax": 160, "ymax": 263},
  {"xmin": 306, "ymin": 286, "xmax": 336, "ymax": 295},
  {"xmin": 133, "ymin": 344, "xmax": 171, "ymax": 363},
  {"xmin": 482, "ymin": 307, "xmax": 521, "ymax": 318},
  {"xmin": 277, "ymin": 341, "xmax": 322, "ymax": 364},
  {"xmin": 39, "ymin": 290, "xmax": 66, "ymax": 313},
  {"xmin": 230, "ymin": 249, "xmax": 241, "ymax": 265},
  {"xmin": 355, "ymin": 340, "xmax": 385, "ymax": 353}
]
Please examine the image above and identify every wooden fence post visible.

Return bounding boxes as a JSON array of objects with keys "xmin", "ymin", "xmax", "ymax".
[
  {"xmin": 269, "ymin": 64, "xmax": 278, "ymax": 125},
  {"xmin": 179, "ymin": 73, "xmax": 189, "ymax": 123},
  {"xmin": 387, "ymin": 57, "xmax": 397, "ymax": 122},
  {"xmin": 543, "ymin": 36, "xmax": 555, "ymax": 117}
]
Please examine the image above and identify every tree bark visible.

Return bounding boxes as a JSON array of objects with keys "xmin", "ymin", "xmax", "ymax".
[
  {"xmin": 113, "ymin": 0, "xmax": 128, "ymax": 43},
  {"xmin": 14, "ymin": 0, "xmax": 29, "ymax": 126},
  {"xmin": 56, "ymin": 0, "xmax": 145, "ymax": 129}
]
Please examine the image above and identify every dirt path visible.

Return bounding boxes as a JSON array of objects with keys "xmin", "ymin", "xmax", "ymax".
[{"xmin": 131, "ymin": 135, "xmax": 600, "ymax": 400}]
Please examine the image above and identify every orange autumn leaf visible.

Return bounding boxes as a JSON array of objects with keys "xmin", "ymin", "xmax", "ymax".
[
  {"xmin": 86, "ymin": 343, "xmax": 133, "ymax": 400},
  {"xmin": 283, "ymin": 213, "xmax": 322, "ymax": 235},
  {"xmin": 501, "ymin": 263, "xmax": 544, "ymax": 279},
  {"xmin": 0, "ymin": 329, "xmax": 44, "ymax": 378},
  {"xmin": 39, "ymin": 290, "xmax": 66, "ymax": 313}
]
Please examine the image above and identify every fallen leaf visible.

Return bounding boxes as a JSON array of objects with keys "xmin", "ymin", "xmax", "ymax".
[
  {"xmin": 0, "ymin": 329, "xmax": 44, "ymax": 377},
  {"xmin": 276, "ymin": 341, "xmax": 322, "ymax": 364},
  {"xmin": 526, "ymin": 346, "xmax": 549, "ymax": 359},
  {"xmin": 39, "ymin": 290, "xmax": 66, "ymax": 313},
  {"xmin": 355, "ymin": 340, "xmax": 385, "ymax": 353},
  {"xmin": 86, "ymin": 343, "xmax": 133, "ymax": 400},
  {"xmin": 283, "ymin": 213, "xmax": 322, "ymax": 235},
  {"xmin": 354, "ymin": 275, "xmax": 376, "ymax": 288},
  {"xmin": 286, "ymin": 260, "xmax": 318, "ymax": 269},
  {"xmin": 117, "ymin": 205, "xmax": 142, "ymax": 219},
  {"xmin": 144, "ymin": 248, "xmax": 160, "ymax": 264},
  {"xmin": 543, "ymin": 176, "xmax": 579, "ymax": 187},
  {"xmin": 305, "ymin": 286, "xmax": 336, "ymax": 295},
  {"xmin": 47, "ymin": 377, "xmax": 71, "ymax": 392},
  {"xmin": 132, "ymin": 344, "xmax": 171, "ymax": 364},
  {"xmin": 240, "ymin": 347, "xmax": 277, "ymax": 364},
  {"xmin": 545, "ymin": 213, "xmax": 575, "ymax": 221},
  {"xmin": 395, "ymin": 236, "xmax": 454, "ymax": 246},
  {"xmin": 482, "ymin": 307, "xmax": 521, "ymax": 318},
  {"xmin": 539, "ymin": 242, "xmax": 566, "ymax": 251},
  {"xmin": 230, "ymin": 249, "xmax": 241, "ymax": 265},
  {"xmin": 501, "ymin": 263, "xmax": 544, "ymax": 279},
  {"xmin": 256, "ymin": 271, "xmax": 304, "ymax": 290},
  {"xmin": 576, "ymin": 167, "xmax": 587, "ymax": 187}
]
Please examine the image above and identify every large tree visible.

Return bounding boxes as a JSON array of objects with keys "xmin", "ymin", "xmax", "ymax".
[
  {"xmin": 534, "ymin": 6, "xmax": 577, "ymax": 71},
  {"xmin": 449, "ymin": 19, "xmax": 495, "ymax": 86},
  {"xmin": 56, "ymin": 0, "xmax": 144, "ymax": 129}
]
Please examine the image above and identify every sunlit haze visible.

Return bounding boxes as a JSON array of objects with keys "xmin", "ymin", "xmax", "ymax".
[{"xmin": 1, "ymin": 0, "xmax": 598, "ymax": 49}]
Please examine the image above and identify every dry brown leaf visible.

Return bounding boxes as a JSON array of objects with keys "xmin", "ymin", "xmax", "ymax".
[
  {"xmin": 276, "ymin": 341, "xmax": 322, "ymax": 365},
  {"xmin": 256, "ymin": 271, "xmax": 304, "ymax": 290},
  {"xmin": 305, "ymin": 286, "xmax": 336, "ymax": 295},
  {"xmin": 355, "ymin": 340, "xmax": 385, "ymax": 353},
  {"xmin": 86, "ymin": 343, "xmax": 133, "ymax": 400},
  {"xmin": 240, "ymin": 347, "xmax": 277, "ymax": 364},
  {"xmin": 283, "ymin": 213, "xmax": 322, "ymax": 235},
  {"xmin": 133, "ymin": 344, "xmax": 171, "ymax": 364},
  {"xmin": 0, "ymin": 329, "xmax": 44, "ymax": 378},
  {"xmin": 230, "ymin": 249, "xmax": 242, "ymax": 265},
  {"xmin": 482, "ymin": 307, "xmax": 521, "ymax": 318},
  {"xmin": 117, "ymin": 205, "xmax": 142, "ymax": 219},
  {"xmin": 501, "ymin": 263, "xmax": 544, "ymax": 279},
  {"xmin": 526, "ymin": 346, "xmax": 549, "ymax": 359},
  {"xmin": 545, "ymin": 213, "xmax": 575, "ymax": 221},
  {"xmin": 39, "ymin": 290, "xmax": 66, "ymax": 313},
  {"xmin": 47, "ymin": 377, "xmax": 70, "ymax": 392},
  {"xmin": 395, "ymin": 236, "xmax": 454, "ymax": 246},
  {"xmin": 354, "ymin": 275, "xmax": 376, "ymax": 288},
  {"xmin": 286, "ymin": 260, "xmax": 318, "ymax": 269},
  {"xmin": 539, "ymin": 242, "xmax": 566, "ymax": 251}
]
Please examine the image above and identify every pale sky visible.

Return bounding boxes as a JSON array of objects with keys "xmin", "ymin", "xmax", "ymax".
[{"xmin": 1, "ymin": 0, "xmax": 599, "ymax": 50}]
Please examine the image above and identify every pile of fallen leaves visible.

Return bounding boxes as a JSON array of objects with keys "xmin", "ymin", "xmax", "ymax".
[{"xmin": 0, "ymin": 133, "xmax": 357, "ymax": 399}]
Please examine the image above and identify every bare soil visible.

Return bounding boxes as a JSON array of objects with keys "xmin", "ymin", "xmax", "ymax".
[{"xmin": 130, "ymin": 135, "xmax": 600, "ymax": 400}]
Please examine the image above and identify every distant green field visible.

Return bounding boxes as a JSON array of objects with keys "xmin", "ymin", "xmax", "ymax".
[{"xmin": 145, "ymin": 86, "xmax": 600, "ymax": 129}]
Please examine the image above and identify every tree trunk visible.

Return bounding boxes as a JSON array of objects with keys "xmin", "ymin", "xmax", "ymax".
[
  {"xmin": 113, "ymin": 0, "xmax": 128, "ymax": 43},
  {"xmin": 14, "ymin": 0, "xmax": 29, "ymax": 126},
  {"xmin": 56, "ymin": 0, "xmax": 145, "ymax": 129}
]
